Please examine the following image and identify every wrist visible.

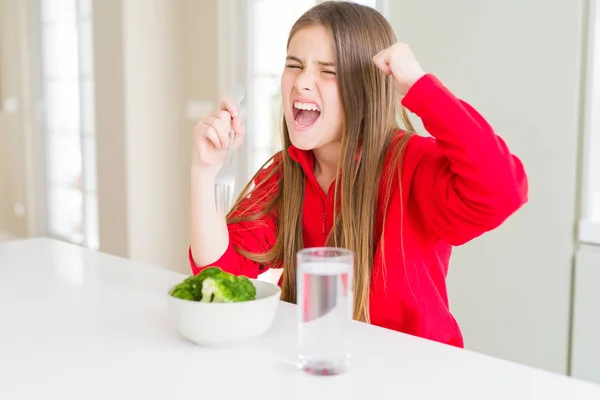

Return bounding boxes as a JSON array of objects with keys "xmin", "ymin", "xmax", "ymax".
[
  {"xmin": 191, "ymin": 163, "xmax": 220, "ymax": 180},
  {"xmin": 398, "ymin": 72, "xmax": 426, "ymax": 95},
  {"xmin": 408, "ymin": 72, "xmax": 426, "ymax": 88}
]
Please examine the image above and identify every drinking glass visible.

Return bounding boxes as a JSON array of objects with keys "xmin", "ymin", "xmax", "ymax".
[{"xmin": 296, "ymin": 247, "xmax": 354, "ymax": 375}]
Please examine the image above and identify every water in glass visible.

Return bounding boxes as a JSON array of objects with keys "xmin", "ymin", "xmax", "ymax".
[{"xmin": 296, "ymin": 247, "xmax": 354, "ymax": 375}]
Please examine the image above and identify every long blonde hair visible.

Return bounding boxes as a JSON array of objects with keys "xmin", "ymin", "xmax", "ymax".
[{"xmin": 228, "ymin": 1, "xmax": 414, "ymax": 323}]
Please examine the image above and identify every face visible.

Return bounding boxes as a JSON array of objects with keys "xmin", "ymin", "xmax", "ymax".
[{"xmin": 281, "ymin": 25, "xmax": 343, "ymax": 152}]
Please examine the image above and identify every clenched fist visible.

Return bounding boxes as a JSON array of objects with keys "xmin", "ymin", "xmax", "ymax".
[
  {"xmin": 372, "ymin": 42, "xmax": 426, "ymax": 96},
  {"xmin": 192, "ymin": 94, "xmax": 246, "ymax": 170}
]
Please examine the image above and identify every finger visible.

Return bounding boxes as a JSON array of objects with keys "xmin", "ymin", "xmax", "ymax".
[
  {"xmin": 204, "ymin": 125, "xmax": 222, "ymax": 149},
  {"xmin": 233, "ymin": 130, "xmax": 246, "ymax": 149},
  {"xmin": 216, "ymin": 111, "xmax": 233, "ymax": 148},
  {"xmin": 374, "ymin": 60, "xmax": 392, "ymax": 75},
  {"xmin": 203, "ymin": 116, "xmax": 230, "ymax": 149},
  {"xmin": 231, "ymin": 117, "xmax": 246, "ymax": 148},
  {"xmin": 220, "ymin": 94, "xmax": 240, "ymax": 118},
  {"xmin": 372, "ymin": 47, "xmax": 390, "ymax": 64},
  {"xmin": 217, "ymin": 110, "xmax": 232, "ymax": 123},
  {"xmin": 208, "ymin": 109, "xmax": 234, "ymax": 122},
  {"xmin": 208, "ymin": 109, "xmax": 222, "ymax": 118},
  {"xmin": 372, "ymin": 52, "xmax": 392, "ymax": 75},
  {"xmin": 372, "ymin": 48, "xmax": 387, "ymax": 61}
]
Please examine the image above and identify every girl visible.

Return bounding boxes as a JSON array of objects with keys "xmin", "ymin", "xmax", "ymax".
[{"xmin": 189, "ymin": 1, "xmax": 528, "ymax": 348}]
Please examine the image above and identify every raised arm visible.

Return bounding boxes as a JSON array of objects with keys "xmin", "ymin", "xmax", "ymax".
[
  {"xmin": 373, "ymin": 43, "xmax": 527, "ymax": 245},
  {"xmin": 402, "ymin": 74, "xmax": 528, "ymax": 245}
]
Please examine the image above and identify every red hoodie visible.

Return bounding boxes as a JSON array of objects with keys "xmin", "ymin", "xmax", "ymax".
[{"xmin": 189, "ymin": 74, "xmax": 528, "ymax": 347}]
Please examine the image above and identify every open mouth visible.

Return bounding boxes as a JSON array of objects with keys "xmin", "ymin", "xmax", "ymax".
[{"xmin": 293, "ymin": 101, "xmax": 321, "ymax": 129}]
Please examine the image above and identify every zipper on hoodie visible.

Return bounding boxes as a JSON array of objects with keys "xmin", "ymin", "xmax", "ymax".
[{"xmin": 322, "ymin": 185, "xmax": 332, "ymax": 236}]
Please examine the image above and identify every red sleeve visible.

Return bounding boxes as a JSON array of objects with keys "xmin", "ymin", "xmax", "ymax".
[
  {"xmin": 401, "ymin": 74, "xmax": 528, "ymax": 245},
  {"xmin": 189, "ymin": 154, "xmax": 281, "ymax": 277}
]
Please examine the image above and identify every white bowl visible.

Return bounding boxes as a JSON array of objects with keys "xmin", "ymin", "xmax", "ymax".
[{"xmin": 167, "ymin": 278, "xmax": 281, "ymax": 347}]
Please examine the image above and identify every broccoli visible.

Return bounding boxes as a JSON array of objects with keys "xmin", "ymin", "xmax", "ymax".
[
  {"xmin": 169, "ymin": 275, "xmax": 202, "ymax": 300},
  {"xmin": 199, "ymin": 268, "xmax": 256, "ymax": 303},
  {"xmin": 236, "ymin": 276, "xmax": 257, "ymax": 300},
  {"xmin": 169, "ymin": 280, "xmax": 195, "ymax": 300},
  {"xmin": 169, "ymin": 267, "xmax": 256, "ymax": 302},
  {"xmin": 170, "ymin": 286, "xmax": 195, "ymax": 300}
]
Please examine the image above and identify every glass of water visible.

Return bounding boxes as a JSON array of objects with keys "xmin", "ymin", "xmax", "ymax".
[{"xmin": 296, "ymin": 247, "xmax": 354, "ymax": 375}]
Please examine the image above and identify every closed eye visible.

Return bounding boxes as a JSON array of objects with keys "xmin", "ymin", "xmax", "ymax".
[
  {"xmin": 286, "ymin": 64, "xmax": 302, "ymax": 69},
  {"xmin": 322, "ymin": 70, "xmax": 336, "ymax": 75}
]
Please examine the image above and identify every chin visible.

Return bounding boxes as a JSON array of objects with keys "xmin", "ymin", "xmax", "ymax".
[
  {"xmin": 285, "ymin": 120, "xmax": 319, "ymax": 151},
  {"xmin": 288, "ymin": 132, "xmax": 318, "ymax": 151}
]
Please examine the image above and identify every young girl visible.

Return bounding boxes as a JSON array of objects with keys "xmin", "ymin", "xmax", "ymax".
[{"xmin": 189, "ymin": 1, "xmax": 528, "ymax": 348}]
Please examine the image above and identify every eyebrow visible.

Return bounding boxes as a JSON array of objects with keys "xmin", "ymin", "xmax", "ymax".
[{"xmin": 286, "ymin": 55, "xmax": 335, "ymax": 67}]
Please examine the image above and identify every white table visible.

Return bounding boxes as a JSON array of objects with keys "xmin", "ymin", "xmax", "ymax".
[{"xmin": 1, "ymin": 238, "xmax": 599, "ymax": 399}]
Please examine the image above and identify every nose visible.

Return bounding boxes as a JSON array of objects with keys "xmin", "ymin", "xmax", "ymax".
[{"xmin": 294, "ymin": 68, "xmax": 316, "ymax": 92}]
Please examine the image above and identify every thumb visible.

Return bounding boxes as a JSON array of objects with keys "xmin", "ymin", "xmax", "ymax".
[
  {"xmin": 372, "ymin": 50, "xmax": 393, "ymax": 75},
  {"xmin": 220, "ymin": 94, "xmax": 240, "ymax": 118}
]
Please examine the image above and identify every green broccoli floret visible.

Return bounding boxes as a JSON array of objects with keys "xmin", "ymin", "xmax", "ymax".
[
  {"xmin": 170, "ymin": 287, "xmax": 195, "ymax": 300},
  {"xmin": 170, "ymin": 277, "xmax": 201, "ymax": 300},
  {"xmin": 170, "ymin": 267, "xmax": 256, "ymax": 302},
  {"xmin": 196, "ymin": 267, "xmax": 224, "ymax": 282},
  {"xmin": 236, "ymin": 276, "xmax": 257, "ymax": 300},
  {"xmin": 194, "ymin": 267, "xmax": 224, "ymax": 300},
  {"xmin": 199, "ymin": 269, "xmax": 256, "ymax": 303}
]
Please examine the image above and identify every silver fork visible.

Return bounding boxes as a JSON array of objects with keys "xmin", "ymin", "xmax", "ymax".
[{"xmin": 214, "ymin": 88, "xmax": 245, "ymax": 213}]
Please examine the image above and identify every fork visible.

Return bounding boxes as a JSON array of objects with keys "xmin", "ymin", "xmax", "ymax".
[{"xmin": 214, "ymin": 88, "xmax": 245, "ymax": 214}]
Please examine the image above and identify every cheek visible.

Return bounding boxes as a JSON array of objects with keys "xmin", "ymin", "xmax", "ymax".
[
  {"xmin": 281, "ymin": 73, "xmax": 294, "ymax": 98},
  {"xmin": 322, "ymin": 85, "xmax": 343, "ymax": 122}
]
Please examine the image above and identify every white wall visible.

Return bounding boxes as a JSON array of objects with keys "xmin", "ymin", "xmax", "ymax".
[
  {"xmin": 94, "ymin": 0, "xmax": 129, "ymax": 258},
  {"xmin": 122, "ymin": 0, "xmax": 187, "ymax": 273},
  {"xmin": 389, "ymin": 0, "xmax": 585, "ymax": 374},
  {"xmin": 93, "ymin": 0, "xmax": 220, "ymax": 274},
  {"xmin": 585, "ymin": 1, "xmax": 600, "ymax": 219},
  {"xmin": 571, "ymin": 244, "xmax": 600, "ymax": 384}
]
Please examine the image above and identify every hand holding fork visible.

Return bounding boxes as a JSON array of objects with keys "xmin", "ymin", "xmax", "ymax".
[{"xmin": 192, "ymin": 87, "xmax": 246, "ymax": 213}]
